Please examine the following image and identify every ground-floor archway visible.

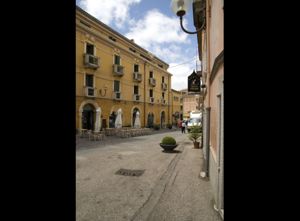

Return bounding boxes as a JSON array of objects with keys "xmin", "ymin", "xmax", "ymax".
[
  {"xmin": 132, "ymin": 107, "xmax": 140, "ymax": 127},
  {"xmin": 160, "ymin": 111, "xmax": 165, "ymax": 128},
  {"xmin": 147, "ymin": 112, "xmax": 154, "ymax": 128},
  {"xmin": 78, "ymin": 100, "xmax": 101, "ymax": 132}
]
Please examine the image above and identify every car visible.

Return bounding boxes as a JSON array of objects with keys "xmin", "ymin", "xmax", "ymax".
[{"xmin": 187, "ymin": 118, "xmax": 202, "ymax": 132}]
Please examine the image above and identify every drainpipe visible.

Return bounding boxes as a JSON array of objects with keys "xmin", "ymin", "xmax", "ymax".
[
  {"xmin": 201, "ymin": 107, "xmax": 210, "ymax": 177},
  {"xmin": 144, "ymin": 61, "xmax": 147, "ymax": 127},
  {"xmin": 168, "ymin": 75, "xmax": 170, "ymax": 125}
]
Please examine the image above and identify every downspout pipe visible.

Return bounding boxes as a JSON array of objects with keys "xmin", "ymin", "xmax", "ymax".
[{"xmin": 144, "ymin": 61, "xmax": 147, "ymax": 127}]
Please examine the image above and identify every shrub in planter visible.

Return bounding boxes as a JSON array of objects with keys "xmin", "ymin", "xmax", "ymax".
[
  {"xmin": 160, "ymin": 136, "xmax": 177, "ymax": 151},
  {"xmin": 161, "ymin": 136, "xmax": 176, "ymax": 145},
  {"xmin": 188, "ymin": 126, "xmax": 202, "ymax": 149}
]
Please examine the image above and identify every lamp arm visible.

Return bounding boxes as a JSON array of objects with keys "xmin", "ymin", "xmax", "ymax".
[{"xmin": 179, "ymin": 16, "xmax": 205, "ymax": 34}]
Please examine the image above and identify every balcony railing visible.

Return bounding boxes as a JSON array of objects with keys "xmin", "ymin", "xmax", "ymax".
[
  {"xmin": 161, "ymin": 83, "xmax": 167, "ymax": 90},
  {"xmin": 133, "ymin": 94, "xmax": 141, "ymax": 101},
  {"xmin": 149, "ymin": 78, "xmax": 156, "ymax": 86},
  {"xmin": 113, "ymin": 64, "xmax": 124, "ymax": 76},
  {"xmin": 133, "ymin": 72, "xmax": 142, "ymax": 82},
  {"xmin": 114, "ymin": 91, "xmax": 121, "ymax": 100},
  {"xmin": 84, "ymin": 54, "xmax": 99, "ymax": 69},
  {"xmin": 85, "ymin": 86, "xmax": 96, "ymax": 97}
]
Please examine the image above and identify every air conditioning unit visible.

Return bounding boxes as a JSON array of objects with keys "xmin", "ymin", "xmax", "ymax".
[
  {"xmin": 114, "ymin": 91, "xmax": 121, "ymax": 100},
  {"xmin": 133, "ymin": 72, "xmax": 142, "ymax": 81},
  {"xmin": 133, "ymin": 94, "xmax": 140, "ymax": 101},
  {"xmin": 113, "ymin": 64, "xmax": 124, "ymax": 76},
  {"xmin": 149, "ymin": 78, "xmax": 156, "ymax": 86},
  {"xmin": 84, "ymin": 54, "xmax": 99, "ymax": 69},
  {"xmin": 161, "ymin": 83, "xmax": 167, "ymax": 90},
  {"xmin": 150, "ymin": 97, "xmax": 154, "ymax": 103},
  {"xmin": 85, "ymin": 87, "xmax": 95, "ymax": 97}
]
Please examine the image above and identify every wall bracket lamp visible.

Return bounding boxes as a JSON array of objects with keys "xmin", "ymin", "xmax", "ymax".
[{"xmin": 171, "ymin": 0, "xmax": 206, "ymax": 34}]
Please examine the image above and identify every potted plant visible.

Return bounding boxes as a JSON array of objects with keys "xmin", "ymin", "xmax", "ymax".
[
  {"xmin": 188, "ymin": 126, "xmax": 202, "ymax": 149},
  {"xmin": 160, "ymin": 136, "xmax": 178, "ymax": 151}
]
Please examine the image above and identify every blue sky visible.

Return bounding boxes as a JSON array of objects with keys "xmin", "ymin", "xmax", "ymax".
[{"xmin": 76, "ymin": 0, "xmax": 200, "ymax": 90}]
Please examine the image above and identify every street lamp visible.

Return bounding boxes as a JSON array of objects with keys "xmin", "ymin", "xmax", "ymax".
[{"xmin": 171, "ymin": 0, "xmax": 206, "ymax": 34}]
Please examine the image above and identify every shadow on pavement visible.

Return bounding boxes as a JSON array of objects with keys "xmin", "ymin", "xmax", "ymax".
[{"xmin": 161, "ymin": 150, "xmax": 182, "ymax": 154}]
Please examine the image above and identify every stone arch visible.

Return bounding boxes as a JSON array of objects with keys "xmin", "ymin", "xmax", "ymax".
[
  {"xmin": 131, "ymin": 106, "xmax": 140, "ymax": 127},
  {"xmin": 78, "ymin": 100, "xmax": 101, "ymax": 131},
  {"xmin": 147, "ymin": 111, "xmax": 155, "ymax": 128},
  {"xmin": 160, "ymin": 111, "xmax": 166, "ymax": 128},
  {"xmin": 109, "ymin": 106, "xmax": 123, "ymax": 128}
]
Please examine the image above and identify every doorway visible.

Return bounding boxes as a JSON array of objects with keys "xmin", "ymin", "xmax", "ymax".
[
  {"xmin": 132, "ymin": 108, "xmax": 140, "ymax": 127},
  {"xmin": 82, "ymin": 104, "xmax": 95, "ymax": 130},
  {"xmin": 160, "ymin": 111, "xmax": 165, "ymax": 128},
  {"xmin": 147, "ymin": 113, "xmax": 154, "ymax": 128}
]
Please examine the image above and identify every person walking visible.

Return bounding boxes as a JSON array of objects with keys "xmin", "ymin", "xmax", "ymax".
[{"xmin": 181, "ymin": 120, "xmax": 186, "ymax": 133}]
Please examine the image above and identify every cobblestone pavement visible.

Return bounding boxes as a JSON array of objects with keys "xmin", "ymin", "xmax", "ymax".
[{"xmin": 76, "ymin": 130, "xmax": 222, "ymax": 221}]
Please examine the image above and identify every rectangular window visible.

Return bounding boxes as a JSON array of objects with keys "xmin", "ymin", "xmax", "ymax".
[
  {"xmin": 149, "ymin": 89, "xmax": 153, "ymax": 97},
  {"xmin": 114, "ymin": 80, "xmax": 120, "ymax": 92},
  {"xmin": 134, "ymin": 64, "xmax": 139, "ymax": 72},
  {"xmin": 134, "ymin": 85, "xmax": 139, "ymax": 95},
  {"xmin": 109, "ymin": 36, "xmax": 116, "ymax": 42},
  {"xmin": 114, "ymin": 55, "xmax": 121, "ymax": 65},
  {"xmin": 162, "ymin": 92, "xmax": 165, "ymax": 98},
  {"xmin": 85, "ymin": 74, "xmax": 93, "ymax": 87},
  {"xmin": 162, "ymin": 76, "xmax": 164, "ymax": 83},
  {"xmin": 149, "ymin": 71, "xmax": 153, "ymax": 78},
  {"xmin": 86, "ymin": 43, "xmax": 94, "ymax": 55}
]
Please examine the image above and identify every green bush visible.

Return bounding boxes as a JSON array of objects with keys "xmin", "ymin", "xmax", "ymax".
[
  {"xmin": 161, "ymin": 136, "xmax": 176, "ymax": 145},
  {"xmin": 189, "ymin": 125, "xmax": 202, "ymax": 133},
  {"xmin": 153, "ymin": 124, "xmax": 160, "ymax": 130},
  {"xmin": 188, "ymin": 126, "xmax": 202, "ymax": 142}
]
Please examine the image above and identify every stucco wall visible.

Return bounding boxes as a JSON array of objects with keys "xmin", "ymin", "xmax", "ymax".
[{"xmin": 76, "ymin": 8, "xmax": 175, "ymax": 129}]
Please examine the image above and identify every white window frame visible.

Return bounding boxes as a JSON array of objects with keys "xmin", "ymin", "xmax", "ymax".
[
  {"xmin": 113, "ymin": 54, "xmax": 122, "ymax": 65},
  {"xmin": 84, "ymin": 73, "xmax": 95, "ymax": 88},
  {"xmin": 84, "ymin": 41, "xmax": 96, "ymax": 56},
  {"xmin": 113, "ymin": 80, "xmax": 121, "ymax": 92}
]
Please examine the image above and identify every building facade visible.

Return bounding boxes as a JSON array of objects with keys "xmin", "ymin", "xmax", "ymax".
[
  {"xmin": 195, "ymin": 0, "xmax": 224, "ymax": 218},
  {"xmin": 180, "ymin": 89, "xmax": 201, "ymax": 120},
  {"xmin": 170, "ymin": 89, "xmax": 184, "ymax": 125},
  {"xmin": 76, "ymin": 6, "xmax": 173, "ymax": 131}
]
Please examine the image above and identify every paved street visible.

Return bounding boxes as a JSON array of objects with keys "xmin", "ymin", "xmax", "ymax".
[{"xmin": 76, "ymin": 131, "xmax": 222, "ymax": 221}]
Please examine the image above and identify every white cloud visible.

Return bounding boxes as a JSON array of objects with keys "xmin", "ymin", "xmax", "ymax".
[
  {"xmin": 78, "ymin": 0, "xmax": 141, "ymax": 28},
  {"xmin": 125, "ymin": 9, "xmax": 190, "ymax": 49},
  {"xmin": 168, "ymin": 62, "xmax": 195, "ymax": 91}
]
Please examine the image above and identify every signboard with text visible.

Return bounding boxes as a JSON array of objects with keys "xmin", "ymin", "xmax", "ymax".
[{"xmin": 188, "ymin": 71, "xmax": 200, "ymax": 92}]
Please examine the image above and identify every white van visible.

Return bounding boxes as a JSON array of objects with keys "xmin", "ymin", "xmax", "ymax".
[{"xmin": 187, "ymin": 111, "xmax": 202, "ymax": 132}]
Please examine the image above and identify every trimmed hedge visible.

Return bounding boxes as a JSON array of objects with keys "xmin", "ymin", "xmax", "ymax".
[{"xmin": 161, "ymin": 136, "xmax": 176, "ymax": 145}]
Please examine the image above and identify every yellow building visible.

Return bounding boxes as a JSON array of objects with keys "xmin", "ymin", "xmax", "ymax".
[
  {"xmin": 76, "ymin": 6, "xmax": 173, "ymax": 131},
  {"xmin": 170, "ymin": 89, "xmax": 184, "ymax": 125}
]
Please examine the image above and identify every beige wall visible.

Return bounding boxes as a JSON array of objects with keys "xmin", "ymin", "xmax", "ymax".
[
  {"xmin": 183, "ymin": 95, "xmax": 200, "ymax": 118},
  {"xmin": 209, "ymin": 0, "xmax": 224, "ymax": 72},
  {"xmin": 202, "ymin": 0, "xmax": 224, "ymax": 156}
]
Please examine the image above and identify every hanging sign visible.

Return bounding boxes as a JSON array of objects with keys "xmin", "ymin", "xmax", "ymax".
[{"xmin": 188, "ymin": 70, "xmax": 200, "ymax": 92}]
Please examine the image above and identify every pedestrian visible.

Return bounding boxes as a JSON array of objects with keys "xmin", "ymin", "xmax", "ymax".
[
  {"xmin": 181, "ymin": 120, "xmax": 186, "ymax": 133},
  {"xmin": 178, "ymin": 119, "xmax": 182, "ymax": 128}
]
